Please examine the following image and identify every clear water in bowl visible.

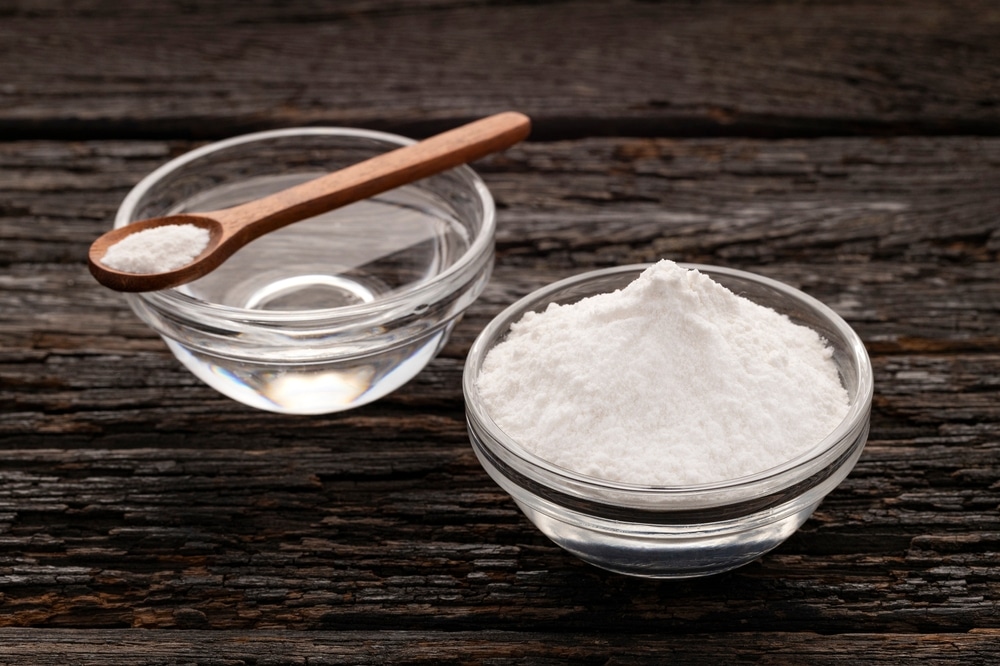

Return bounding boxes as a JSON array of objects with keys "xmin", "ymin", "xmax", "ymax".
[
  {"xmin": 174, "ymin": 173, "xmax": 471, "ymax": 310},
  {"xmin": 150, "ymin": 173, "xmax": 476, "ymax": 414}
]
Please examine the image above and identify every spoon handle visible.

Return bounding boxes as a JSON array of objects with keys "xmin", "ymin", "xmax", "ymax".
[{"xmin": 213, "ymin": 112, "xmax": 531, "ymax": 244}]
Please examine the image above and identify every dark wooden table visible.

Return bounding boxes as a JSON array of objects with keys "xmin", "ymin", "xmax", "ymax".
[{"xmin": 2, "ymin": 1, "xmax": 999, "ymax": 663}]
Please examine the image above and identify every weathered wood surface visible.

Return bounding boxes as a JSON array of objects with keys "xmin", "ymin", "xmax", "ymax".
[
  {"xmin": 2, "ymin": 134, "xmax": 998, "ymax": 659},
  {"xmin": 1, "ymin": 0, "xmax": 1000, "ymax": 663}
]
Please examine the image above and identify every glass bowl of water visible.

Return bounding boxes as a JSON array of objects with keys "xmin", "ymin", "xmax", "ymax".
[
  {"xmin": 116, "ymin": 127, "xmax": 495, "ymax": 414},
  {"xmin": 463, "ymin": 264, "xmax": 873, "ymax": 578}
]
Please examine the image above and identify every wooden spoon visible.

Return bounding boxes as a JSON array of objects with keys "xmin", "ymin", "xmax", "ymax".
[{"xmin": 88, "ymin": 111, "xmax": 531, "ymax": 292}]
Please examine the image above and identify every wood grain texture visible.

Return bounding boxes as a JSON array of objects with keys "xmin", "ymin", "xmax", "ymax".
[
  {"xmin": 1, "ymin": 0, "xmax": 999, "ymax": 139},
  {"xmin": 0, "ymin": 629, "xmax": 998, "ymax": 664}
]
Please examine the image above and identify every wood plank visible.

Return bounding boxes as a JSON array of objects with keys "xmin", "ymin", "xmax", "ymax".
[
  {"xmin": 0, "ymin": 629, "xmax": 998, "ymax": 664},
  {"xmin": 4, "ymin": 136, "xmax": 999, "ymax": 350},
  {"xmin": 2, "ymin": 1, "xmax": 999, "ymax": 138},
  {"xmin": 0, "ymin": 440, "xmax": 994, "ymax": 632}
]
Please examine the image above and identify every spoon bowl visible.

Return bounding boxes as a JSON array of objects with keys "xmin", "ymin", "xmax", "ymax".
[
  {"xmin": 88, "ymin": 214, "xmax": 225, "ymax": 292},
  {"xmin": 88, "ymin": 112, "xmax": 531, "ymax": 292}
]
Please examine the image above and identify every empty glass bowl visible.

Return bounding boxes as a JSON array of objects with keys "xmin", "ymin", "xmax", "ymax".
[
  {"xmin": 116, "ymin": 127, "xmax": 495, "ymax": 414},
  {"xmin": 463, "ymin": 264, "xmax": 873, "ymax": 578}
]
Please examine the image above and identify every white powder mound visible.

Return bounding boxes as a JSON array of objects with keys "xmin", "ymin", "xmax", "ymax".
[
  {"xmin": 101, "ymin": 223, "xmax": 211, "ymax": 274},
  {"xmin": 476, "ymin": 260, "xmax": 850, "ymax": 486}
]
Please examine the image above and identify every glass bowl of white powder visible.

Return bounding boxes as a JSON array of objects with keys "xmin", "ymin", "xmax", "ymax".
[
  {"xmin": 463, "ymin": 261, "xmax": 873, "ymax": 578},
  {"xmin": 114, "ymin": 127, "xmax": 495, "ymax": 414}
]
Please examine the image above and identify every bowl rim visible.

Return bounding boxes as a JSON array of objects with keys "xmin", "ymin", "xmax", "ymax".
[
  {"xmin": 115, "ymin": 126, "xmax": 496, "ymax": 325},
  {"xmin": 463, "ymin": 262, "xmax": 875, "ymax": 495}
]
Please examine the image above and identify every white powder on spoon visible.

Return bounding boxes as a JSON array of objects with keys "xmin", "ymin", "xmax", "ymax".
[
  {"xmin": 101, "ymin": 223, "xmax": 210, "ymax": 274},
  {"xmin": 476, "ymin": 260, "xmax": 850, "ymax": 486}
]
